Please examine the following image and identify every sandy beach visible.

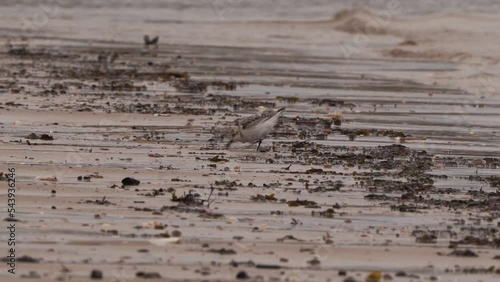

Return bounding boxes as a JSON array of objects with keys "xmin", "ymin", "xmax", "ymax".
[{"xmin": 1, "ymin": 1, "xmax": 500, "ymax": 281}]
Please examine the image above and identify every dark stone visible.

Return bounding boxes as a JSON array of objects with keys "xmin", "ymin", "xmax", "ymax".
[
  {"xmin": 122, "ymin": 177, "xmax": 140, "ymax": 186},
  {"xmin": 40, "ymin": 134, "xmax": 54, "ymax": 141},
  {"xmin": 90, "ymin": 269, "xmax": 103, "ymax": 280},
  {"xmin": 236, "ymin": 270, "xmax": 250, "ymax": 279}
]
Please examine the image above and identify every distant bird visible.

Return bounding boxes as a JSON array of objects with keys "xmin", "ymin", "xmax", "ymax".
[
  {"xmin": 225, "ymin": 107, "xmax": 286, "ymax": 151},
  {"xmin": 143, "ymin": 35, "xmax": 159, "ymax": 48}
]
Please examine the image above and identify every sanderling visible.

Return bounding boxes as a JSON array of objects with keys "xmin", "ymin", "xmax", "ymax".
[{"xmin": 225, "ymin": 107, "xmax": 286, "ymax": 151}]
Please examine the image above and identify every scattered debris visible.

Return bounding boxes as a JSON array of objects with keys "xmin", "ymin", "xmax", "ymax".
[
  {"xmin": 136, "ymin": 271, "xmax": 162, "ymax": 279},
  {"xmin": 448, "ymin": 249, "xmax": 478, "ymax": 257},
  {"xmin": 311, "ymin": 208, "xmax": 335, "ymax": 218},
  {"xmin": 209, "ymin": 155, "xmax": 228, "ymax": 162},
  {"xmin": 277, "ymin": 235, "xmax": 303, "ymax": 242},
  {"xmin": 287, "ymin": 199, "xmax": 320, "ymax": 208},
  {"xmin": 208, "ymin": 248, "xmax": 236, "ymax": 255},
  {"xmin": 251, "ymin": 194, "xmax": 277, "ymax": 202},
  {"xmin": 415, "ymin": 233, "xmax": 437, "ymax": 244},
  {"xmin": 26, "ymin": 133, "xmax": 54, "ymax": 140}
]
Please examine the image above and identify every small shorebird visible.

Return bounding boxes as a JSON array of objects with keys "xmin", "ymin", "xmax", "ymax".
[
  {"xmin": 225, "ymin": 107, "xmax": 285, "ymax": 151},
  {"xmin": 143, "ymin": 35, "xmax": 159, "ymax": 48}
]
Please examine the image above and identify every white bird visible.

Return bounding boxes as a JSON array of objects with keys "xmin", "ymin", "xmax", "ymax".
[{"xmin": 225, "ymin": 107, "xmax": 286, "ymax": 151}]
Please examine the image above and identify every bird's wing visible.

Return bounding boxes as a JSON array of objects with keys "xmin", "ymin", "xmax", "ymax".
[
  {"xmin": 236, "ymin": 110, "xmax": 279, "ymax": 129},
  {"xmin": 235, "ymin": 114, "xmax": 259, "ymax": 129}
]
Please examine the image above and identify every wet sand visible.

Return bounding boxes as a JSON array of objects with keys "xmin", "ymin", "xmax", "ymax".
[{"xmin": 1, "ymin": 2, "xmax": 500, "ymax": 282}]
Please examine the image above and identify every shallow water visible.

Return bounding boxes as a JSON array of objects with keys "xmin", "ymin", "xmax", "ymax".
[{"xmin": 2, "ymin": 0, "xmax": 500, "ymax": 21}]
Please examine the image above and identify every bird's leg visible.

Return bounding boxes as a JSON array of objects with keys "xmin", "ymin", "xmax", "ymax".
[
  {"xmin": 256, "ymin": 139, "xmax": 262, "ymax": 151},
  {"xmin": 225, "ymin": 140, "xmax": 233, "ymax": 149}
]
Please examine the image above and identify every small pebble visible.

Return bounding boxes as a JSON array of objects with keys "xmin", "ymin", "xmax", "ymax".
[
  {"xmin": 122, "ymin": 177, "xmax": 140, "ymax": 186},
  {"xmin": 236, "ymin": 270, "xmax": 250, "ymax": 280},
  {"xmin": 90, "ymin": 269, "xmax": 103, "ymax": 280}
]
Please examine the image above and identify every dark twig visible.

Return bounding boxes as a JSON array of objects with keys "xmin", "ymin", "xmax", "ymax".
[{"xmin": 207, "ymin": 187, "xmax": 215, "ymax": 208}]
